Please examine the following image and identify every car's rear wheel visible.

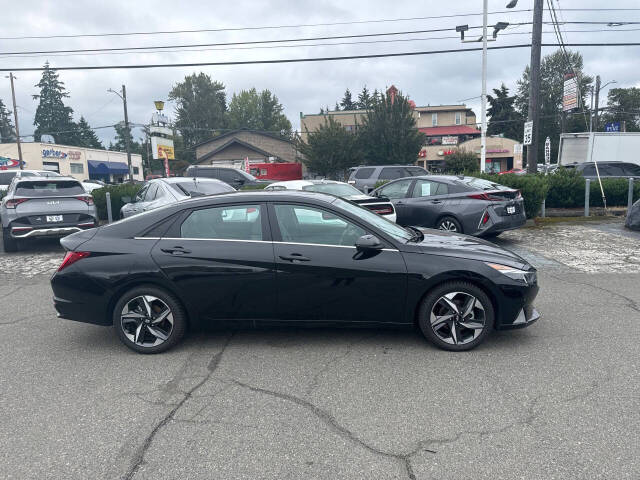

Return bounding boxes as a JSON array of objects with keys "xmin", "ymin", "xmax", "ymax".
[
  {"xmin": 2, "ymin": 228, "xmax": 18, "ymax": 253},
  {"xmin": 113, "ymin": 285, "xmax": 187, "ymax": 354},
  {"xmin": 418, "ymin": 282, "xmax": 494, "ymax": 351},
  {"xmin": 436, "ymin": 216, "xmax": 462, "ymax": 233}
]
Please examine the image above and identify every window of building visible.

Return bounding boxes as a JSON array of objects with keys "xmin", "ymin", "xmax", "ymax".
[
  {"xmin": 455, "ymin": 112, "xmax": 462, "ymax": 125},
  {"xmin": 133, "ymin": 166, "xmax": 140, "ymax": 175},
  {"xmin": 42, "ymin": 161, "xmax": 60, "ymax": 173},
  {"xmin": 432, "ymin": 113, "xmax": 438, "ymax": 126},
  {"xmin": 70, "ymin": 163, "xmax": 84, "ymax": 174},
  {"xmin": 180, "ymin": 205, "xmax": 263, "ymax": 240}
]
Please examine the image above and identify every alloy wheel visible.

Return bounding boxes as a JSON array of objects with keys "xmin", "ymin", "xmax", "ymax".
[
  {"xmin": 120, "ymin": 295, "xmax": 174, "ymax": 347},
  {"xmin": 430, "ymin": 292, "xmax": 486, "ymax": 345},
  {"xmin": 438, "ymin": 220, "xmax": 458, "ymax": 232}
]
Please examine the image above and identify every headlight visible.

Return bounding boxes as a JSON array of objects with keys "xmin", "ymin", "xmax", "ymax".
[{"xmin": 486, "ymin": 263, "xmax": 536, "ymax": 284}]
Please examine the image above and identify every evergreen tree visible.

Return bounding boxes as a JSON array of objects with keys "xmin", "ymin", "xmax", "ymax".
[
  {"xmin": 358, "ymin": 90, "xmax": 425, "ymax": 165},
  {"xmin": 357, "ymin": 86, "xmax": 372, "ymax": 110},
  {"xmin": 372, "ymin": 89, "xmax": 381, "ymax": 105},
  {"xmin": 487, "ymin": 83, "xmax": 524, "ymax": 140},
  {"xmin": 0, "ymin": 99, "xmax": 16, "ymax": 143},
  {"xmin": 32, "ymin": 62, "xmax": 80, "ymax": 144},
  {"xmin": 168, "ymin": 72, "xmax": 227, "ymax": 162},
  {"xmin": 334, "ymin": 102, "xmax": 341, "ymax": 112},
  {"xmin": 340, "ymin": 89, "xmax": 356, "ymax": 110},
  {"xmin": 602, "ymin": 87, "xmax": 640, "ymax": 132},
  {"xmin": 76, "ymin": 116, "xmax": 103, "ymax": 149}
]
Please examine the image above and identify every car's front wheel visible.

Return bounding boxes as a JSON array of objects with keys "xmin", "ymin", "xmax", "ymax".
[
  {"xmin": 418, "ymin": 281, "xmax": 494, "ymax": 351},
  {"xmin": 113, "ymin": 285, "xmax": 187, "ymax": 354}
]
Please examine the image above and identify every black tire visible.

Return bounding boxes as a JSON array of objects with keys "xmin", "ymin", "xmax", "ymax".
[
  {"xmin": 113, "ymin": 285, "xmax": 187, "ymax": 354},
  {"xmin": 436, "ymin": 216, "xmax": 463, "ymax": 233},
  {"xmin": 418, "ymin": 281, "xmax": 494, "ymax": 351},
  {"xmin": 2, "ymin": 227, "xmax": 18, "ymax": 253},
  {"xmin": 483, "ymin": 231, "xmax": 502, "ymax": 238}
]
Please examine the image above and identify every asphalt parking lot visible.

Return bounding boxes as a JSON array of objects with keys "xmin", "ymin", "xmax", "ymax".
[{"xmin": 0, "ymin": 218, "xmax": 638, "ymax": 479}]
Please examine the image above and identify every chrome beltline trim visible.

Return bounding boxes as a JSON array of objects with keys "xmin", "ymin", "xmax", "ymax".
[{"xmin": 134, "ymin": 237, "xmax": 398, "ymax": 252}]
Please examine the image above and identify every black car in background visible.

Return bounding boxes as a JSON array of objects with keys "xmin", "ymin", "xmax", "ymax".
[
  {"xmin": 562, "ymin": 162, "xmax": 640, "ymax": 179},
  {"xmin": 347, "ymin": 165, "xmax": 429, "ymax": 193},
  {"xmin": 185, "ymin": 165, "xmax": 270, "ymax": 189},
  {"xmin": 371, "ymin": 175, "xmax": 526, "ymax": 237},
  {"xmin": 51, "ymin": 191, "xmax": 539, "ymax": 354}
]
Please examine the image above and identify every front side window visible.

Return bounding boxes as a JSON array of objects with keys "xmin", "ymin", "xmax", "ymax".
[
  {"xmin": 378, "ymin": 178, "xmax": 413, "ymax": 199},
  {"xmin": 354, "ymin": 168, "xmax": 374, "ymax": 179},
  {"xmin": 412, "ymin": 180, "xmax": 435, "ymax": 197},
  {"xmin": 274, "ymin": 204, "xmax": 365, "ymax": 246},
  {"xmin": 0, "ymin": 172, "xmax": 16, "ymax": 185},
  {"xmin": 622, "ymin": 163, "xmax": 640, "ymax": 176},
  {"xmin": 145, "ymin": 184, "xmax": 159, "ymax": 201},
  {"xmin": 180, "ymin": 204, "xmax": 262, "ymax": 240},
  {"xmin": 379, "ymin": 167, "xmax": 406, "ymax": 180}
]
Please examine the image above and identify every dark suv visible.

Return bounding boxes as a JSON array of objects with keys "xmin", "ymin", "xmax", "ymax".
[
  {"xmin": 348, "ymin": 165, "xmax": 429, "ymax": 193},
  {"xmin": 562, "ymin": 162, "xmax": 640, "ymax": 179},
  {"xmin": 185, "ymin": 166, "xmax": 270, "ymax": 188}
]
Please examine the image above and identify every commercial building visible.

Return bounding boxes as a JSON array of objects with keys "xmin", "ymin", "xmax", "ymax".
[
  {"xmin": 0, "ymin": 142, "xmax": 144, "ymax": 182},
  {"xmin": 193, "ymin": 129, "xmax": 302, "ymax": 169}
]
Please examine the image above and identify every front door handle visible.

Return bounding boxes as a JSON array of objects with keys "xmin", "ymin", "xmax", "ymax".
[
  {"xmin": 279, "ymin": 253, "xmax": 310, "ymax": 262},
  {"xmin": 430, "ymin": 199, "xmax": 442, "ymax": 204},
  {"xmin": 161, "ymin": 246, "xmax": 192, "ymax": 255},
  {"xmin": 396, "ymin": 201, "xmax": 405, "ymax": 205}
]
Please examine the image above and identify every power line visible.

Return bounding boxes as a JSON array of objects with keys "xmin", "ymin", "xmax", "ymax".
[
  {"xmin": 5, "ymin": 27, "xmax": 640, "ymax": 60},
  {"xmin": 0, "ymin": 10, "xmax": 534, "ymax": 41},
  {"xmin": 0, "ymin": 24, "xmax": 520, "ymax": 56},
  {"xmin": 2, "ymin": 43, "xmax": 640, "ymax": 72}
]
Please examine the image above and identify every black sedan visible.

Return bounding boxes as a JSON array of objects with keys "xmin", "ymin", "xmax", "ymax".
[
  {"xmin": 371, "ymin": 175, "xmax": 526, "ymax": 237},
  {"xmin": 51, "ymin": 191, "xmax": 539, "ymax": 353}
]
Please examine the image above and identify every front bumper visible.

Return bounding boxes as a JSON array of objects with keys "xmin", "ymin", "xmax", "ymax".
[{"xmin": 498, "ymin": 305, "xmax": 540, "ymax": 330}]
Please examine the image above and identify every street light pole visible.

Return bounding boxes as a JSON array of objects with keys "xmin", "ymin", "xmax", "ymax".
[
  {"xmin": 7, "ymin": 73, "xmax": 24, "ymax": 170},
  {"xmin": 526, "ymin": 0, "xmax": 544, "ymax": 173},
  {"xmin": 480, "ymin": 0, "xmax": 488, "ymax": 173}
]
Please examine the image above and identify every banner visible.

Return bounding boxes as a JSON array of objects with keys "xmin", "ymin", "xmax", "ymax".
[
  {"xmin": 562, "ymin": 74, "xmax": 578, "ymax": 112},
  {"xmin": 151, "ymin": 136, "xmax": 175, "ymax": 160}
]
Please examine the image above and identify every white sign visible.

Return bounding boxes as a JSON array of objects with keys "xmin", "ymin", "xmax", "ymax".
[
  {"xmin": 514, "ymin": 144, "xmax": 523, "ymax": 154},
  {"xmin": 563, "ymin": 74, "xmax": 579, "ymax": 112},
  {"xmin": 441, "ymin": 136, "xmax": 458, "ymax": 145},
  {"xmin": 544, "ymin": 136, "xmax": 551, "ymax": 165},
  {"xmin": 523, "ymin": 121, "xmax": 533, "ymax": 146}
]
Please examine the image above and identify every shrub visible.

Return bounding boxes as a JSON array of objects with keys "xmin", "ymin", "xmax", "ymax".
[
  {"xmin": 373, "ymin": 180, "xmax": 389, "ymax": 189},
  {"xmin": 443, "ymin": 149, "xmax": 480, "ymax": 174},
  {"xmin": 239, "ymin": 183, "xmax": 269, "ymax": 190},
  {"xmin": 91, "ymin": 183, "xmax": 143, "ymax": 221},
  {"xmin": 545, "ymin": 168, "xmax": 585, "ymax": 208}
]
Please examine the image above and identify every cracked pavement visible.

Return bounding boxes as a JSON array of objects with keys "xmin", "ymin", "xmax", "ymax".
[{"xmin": 0, "ymin": 219, "xmax": 638, "ymax": 479}]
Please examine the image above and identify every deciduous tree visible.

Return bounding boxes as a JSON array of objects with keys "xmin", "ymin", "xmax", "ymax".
[
  {"xmin": 0, "ymin": 99, "xmax": 16, "ymax": 143},
  {"xmin": 227, "ymin": 88, "xmax": 291, "ymax": 136}
]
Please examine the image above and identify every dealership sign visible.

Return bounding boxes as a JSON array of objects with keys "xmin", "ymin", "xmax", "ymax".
[
  {"xmin": 562, "ymin": 73, "xmax": 578, "ymax": 112},
  {"xmin": 0, "ymin": 156, "xmax": 23, "ymax": 168},
  {"xmin": 441, "ymin": 136, "xmax": 458, "ymax": 145}
]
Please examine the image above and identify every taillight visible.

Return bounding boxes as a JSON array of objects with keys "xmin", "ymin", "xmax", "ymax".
[
  {"xmin": 515, "ymin": 190, "xmax": 522, "ymax": 199},
  {"xmin": 367, "ymin": 205, "xmax": 394, "ymax": 215},
  {"xmin": 58, "ymin": 251, "xmax": 90, "ymax": 271},
  {"xmin": 468, "ymin": 193, "xmax": 502, "ymax": 201},
  {"xmin": 5, "ymin": 198, "xmax": 28, "ymax": 209},
  {"xmin": 482, "ymin": 211, "xmax": 490, "ymax": 224},
  {"xmin": 75, "ymin": 195, "xmax": 94, "ymax": 206}
]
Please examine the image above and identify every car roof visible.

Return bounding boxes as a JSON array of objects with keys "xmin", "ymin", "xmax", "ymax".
[
  {"xmin": 268, "ymin": 179, "xmax": 346, "ymax": 188},
  {"xmin": 155, "ymin": 177, "xmax": 227, "ymax": 184},
  {"xmin": 179, "ymin": 189, "xmax": 338, "ymax": 207}
]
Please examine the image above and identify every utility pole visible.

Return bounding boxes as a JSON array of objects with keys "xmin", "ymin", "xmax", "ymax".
[
  {"xmin": 526, "ymin": 0, "xmax": 543, "ymax": 173},
  {"xmin": 121, "ymin": 85, "xmax": 133, "ymax": 182},
  {"xmin": 8, "ymin": 73, "xmax": 24, "ymax": 170},
  {"xmin": 480, "ymin": 0, "xmax": 488, "ymax": 173},
  {"xmin": 593, "ymin": 75, "xmax": 601, "ymax": 132}
]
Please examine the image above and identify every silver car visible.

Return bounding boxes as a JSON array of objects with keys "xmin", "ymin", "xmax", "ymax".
[
  {"xmin": 120, "ymin": 177, "xmax": 235, "ymax": 218},
  {"xmin": 1, "ymin": 176, "xmax": 97, "ymax": 252}
]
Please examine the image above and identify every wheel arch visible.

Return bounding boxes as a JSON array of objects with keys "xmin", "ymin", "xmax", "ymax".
[
  {"xmin": 434, "ymin": 213, "xmax": 463, "ymax": 233},
  {"xmin": 411, "ymin": 271, "xmax": 500, "ymax": 328}
]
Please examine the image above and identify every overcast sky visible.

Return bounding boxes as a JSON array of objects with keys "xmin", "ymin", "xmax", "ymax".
[{"xmin": 1, "ymin": 0, "xmax": 638, "ymax": 145}]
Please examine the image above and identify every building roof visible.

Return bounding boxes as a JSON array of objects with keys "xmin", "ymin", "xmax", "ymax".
[
  {"xmin": 419, "ymin": 125, "xmax": 481, "ymax": 136},
  {"xmin": 192, "ymin": 129, "xmax": 293, "ymax": 150},
  {"xmin": 414, "ymin": 105, "xmax": 474, "ymax": 113},
  {"xmin": 196, "ymin": 137, "xmax": 277, "ymax": 164}
]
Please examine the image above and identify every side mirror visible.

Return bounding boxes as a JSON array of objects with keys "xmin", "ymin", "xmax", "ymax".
[
  {"xmin": 122, "ymin": 196, "xmax": 132, "ymax": 204},
  {"xmin": 355, "ymin": 234, "xmax": 383, "ymax": 251}
]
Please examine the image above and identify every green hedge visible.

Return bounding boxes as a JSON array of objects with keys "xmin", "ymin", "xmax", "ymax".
[
  {"xmin": 91, "ymin": 183, "xmax": 143, "ymax": 221},
  {"xmin": 478, "ymin": 173, "xmax": 550, "ymax": 219}
]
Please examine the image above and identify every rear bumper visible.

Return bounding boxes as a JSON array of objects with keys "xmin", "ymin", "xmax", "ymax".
[
  {"xmin": 51, "ymin": 271, "xmax": 112, "ymax": 326},
  {"xmin": 11, "ymin": 220, "xmax": 97, "ymax": 239},
  {"xmin": 480, "ymin": 212, "xmax": 526, "ymax": 235}
]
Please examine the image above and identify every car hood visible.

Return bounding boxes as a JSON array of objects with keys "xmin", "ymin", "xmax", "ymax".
[{"xmin": 401, "ymin": 228, "xmax": 531, "ymax": 270}]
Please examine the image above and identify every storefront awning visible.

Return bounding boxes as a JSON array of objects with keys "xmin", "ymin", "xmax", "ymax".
[{"xmin": 88, "ymin": 160, "xmax": 129, "ymax": 175}]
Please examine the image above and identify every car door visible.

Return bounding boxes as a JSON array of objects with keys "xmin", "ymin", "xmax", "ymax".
[
  {"xmin": 375, "ymin": 178, "xmax": 415, "ymax": 224},
  {"xmin": 269, "ymin": 202, "xmax": 407, "ymax": 324},
  {"xmin": 399, "ymin": 179, "xmax": 449, "ymax": 227},
  {"xmin": 150, "ymin": 202, "xmax": 277, "ymax": 323}
]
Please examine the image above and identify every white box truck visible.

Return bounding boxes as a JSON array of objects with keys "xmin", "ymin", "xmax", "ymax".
[{"xmin": 557, "ymin": 132, "xmax": 640, "ymax": 166}]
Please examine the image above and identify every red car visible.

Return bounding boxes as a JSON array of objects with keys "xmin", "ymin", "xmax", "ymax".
[{"xmin": 498, "ymin": 169, "xmax": 526, "ymax": 175}]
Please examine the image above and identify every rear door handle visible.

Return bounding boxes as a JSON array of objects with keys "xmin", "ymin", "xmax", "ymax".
[
  {"xmin": 279, "ymin": 253, "xmax": 310, "ymax": 262},
  {"xmin": 396, "ymin": 201, "xmax": 405, "ymax": 205},
  {"xmin": 430, "ymin": 200, "xmax": 442, "ymax": 204},
  {"xmin": 161, "ymin": 246, "xmax": 191, "ymax": 255}
]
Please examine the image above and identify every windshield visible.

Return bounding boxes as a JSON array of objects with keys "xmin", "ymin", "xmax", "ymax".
[
  {"xmin": 15, "ymin": 180, "xmax": 85, "ymax": 196},
  {"xmin": 333, "ymin": 198, "xmax": 413, "ymax": 242},
  {"xmin": 302, "ymin": 183, "xmax": 362, "ymax": 196},
  {"xmin": 459, "ymin": 177, "xmax": 511, "ymax": 191},
  {"xmin": 169, "ymin": 181, "xmax": 235, "ymax": 196}
]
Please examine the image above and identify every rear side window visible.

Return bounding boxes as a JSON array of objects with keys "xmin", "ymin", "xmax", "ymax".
[
  {"xmin": 169, "ymin": 181, "xmax": 234, "ymax": 196},
  {"xmin": 623, "ymin": 163, "xmax": 640, "ymax": 176},
  {"xmin": 598, "ymin": 164, "xmax": 625, "ymax": 176},
  {"xmin": 379, "ymin": 167, "xmax": 406, "ymax": 180},
  {"xmin": 0, "ymin": 172, "xmax": 16, "ymax": 185},
  {"xmin": 354, "ymin": 168, "xmax": 374, "ymax": 179},
  {"xmin": 378, "ymin": 179, "xmax": 413, "ymax": 199},
  {"xmin": 406, "ymin": 166, "xmax": 428, "ymax": 176},
  {"xmin": 581, "ymin": 165, "xmax": 596, "ymax": 176},
  {"xmin": 180, "ymin": 204, "xmax": 262, "ymax": 240},
  {"xmin": 15, "ymin": 180, "xmax": 85, "ymax": 196},
  {"xmin": 145, "ymin": 184, "xmax": 159, "ymax": 201}
]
